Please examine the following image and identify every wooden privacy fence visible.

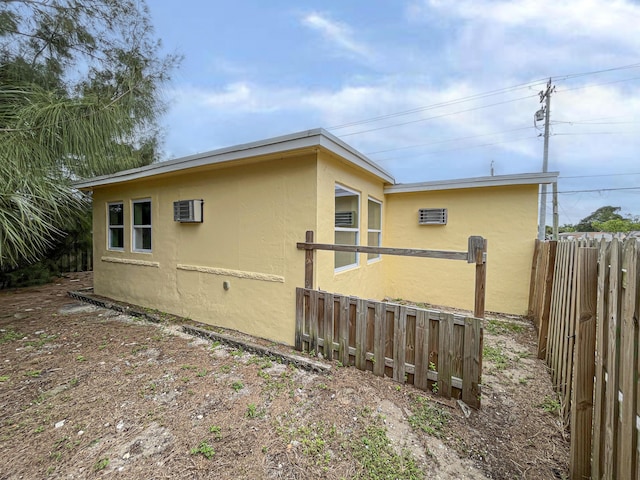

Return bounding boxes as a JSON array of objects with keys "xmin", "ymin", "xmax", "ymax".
[
  {"xmin": 295, "ymin": 288, "xmax": 483, "ymax": 408},
  {"xmin": 528, "ymin": 238, "xmax": 640, "ymax": 480}
]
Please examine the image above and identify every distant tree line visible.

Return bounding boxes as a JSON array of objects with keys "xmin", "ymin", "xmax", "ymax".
[{"xmin": 554, "ymin": 206, "xmax": 640, "ymax": 234}]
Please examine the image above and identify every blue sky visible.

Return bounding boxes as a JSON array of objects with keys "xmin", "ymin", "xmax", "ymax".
[{"xmin": 148, "ymin": 1, "xmax": 640, "ymax": 226}]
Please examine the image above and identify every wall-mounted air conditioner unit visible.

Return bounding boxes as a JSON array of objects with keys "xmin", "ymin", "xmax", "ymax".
[{"xmin": 173, "ymin": 199, "xmax": 203, "ymax": 223}]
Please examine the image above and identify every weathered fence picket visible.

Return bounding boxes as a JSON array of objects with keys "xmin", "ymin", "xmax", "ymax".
[
  {"xmin": 295, "ymin": 287, "xmax": 483, "ymax": 408},
  {"xmin": 528, "ymin": 237, "xmax": 640, "ymax": 479}
]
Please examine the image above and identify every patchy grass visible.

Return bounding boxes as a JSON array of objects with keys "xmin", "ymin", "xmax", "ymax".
[
  {"xmin": 352, "ymin": 421, "xmax": 423, "ymax": 480},
  {"xmin": 408, "ymin": 395, "xmax": 450, "ymax": 438},
  {"xmin": 0, "ymin": 328, "xmax": 23, "ymax": 344},
  {"xmin": 190, "ymin": 441, "xmax": 215, "ymax": 459},
  {"xmin": 538, "ymin": 395, "xmax": 561, "ymax": 414},
  {"xmin": 93, "ymin": 458, "xmax": 109, "ymax": 471},
  {"xmin": 485, "ymin": 319, "xmax": 525, "ymax": 336},
  {"xmin": 483, "ymin": 344, "xmax": 509, "ymax": 371}
]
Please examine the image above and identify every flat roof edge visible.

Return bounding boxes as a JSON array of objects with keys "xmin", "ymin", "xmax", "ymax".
[
  {"xmin": 73, "ymin": 128, "xmax": 395, "ymax": 189},
  {"xmin": 384, "ymin": 172, "xmax": 560, "ymax": 194}
]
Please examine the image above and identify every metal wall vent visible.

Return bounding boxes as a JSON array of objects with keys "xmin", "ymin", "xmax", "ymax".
[
  {"xmin": 173, "ymin": 199, "xmax": 203, "ymax": 223},
  {"xmin": 418, "ymin": 208, "xmax": 447, "ymax": 225}
]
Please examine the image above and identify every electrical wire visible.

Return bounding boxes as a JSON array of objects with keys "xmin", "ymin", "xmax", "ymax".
[
  {"xmin": 560, "ymin": 172, "xmax": 640, "ymax": 179},
  {"xmin": 557, "ymin": 75, "xmax": 640, "ymax": 93},
  {"xmin": 326, "ymin": 81, "xmax": 549, "ymax": 130},
  {"xmin": 373, "ymin": 135, "xmax": 539, "ymax": 162},
  {"xmin": 549, "ymin": 186, "xmax": 640, "ymax": 194},
  {"xmin": 336, "ymin": 94, "xmax": 538, "ymax": 138},
  {"xmin": 364, "ymin": 125, "xmax": 534, "ymax": 155},
  {"xmin": 323, "ymin": 63, "xmax": 640, "ymax": 135}
]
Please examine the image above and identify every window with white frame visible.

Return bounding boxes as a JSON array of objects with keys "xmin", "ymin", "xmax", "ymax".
[
  {"xmin": 107, "ymin": 202, "xmax": 124, "ymax": 250},
  {"xmin": 132, "ymin": 199, "xmax": 152, "ymax": 252},
  {"xmin": 334, "ymin": 185, "xmax": 360, "ymax": 270},
  {"xmin": 367, "ymin": 198, "xmax": 382, "ymax": 261}
]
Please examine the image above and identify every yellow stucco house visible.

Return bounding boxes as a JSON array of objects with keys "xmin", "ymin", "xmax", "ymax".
[{"xmin": 75, "ymin": 129, "xmax": 557, "ymax": 345}]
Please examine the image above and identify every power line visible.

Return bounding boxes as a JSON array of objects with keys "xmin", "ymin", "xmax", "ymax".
[
  {"xmin": 560, "ymin": 172, "xmax": 640, "ymax": 179},
  {"xmin": 326, "ymin": 81, "xmax": 549, "ymax": 131},
  {"xmin": 553, "ymin": 132, "xmax": 636, "ymax": 136},
  {"xmin": 337, "ymin": 94, "xmax": 538, "ymax": 138},
  {"xmin": 557, "ymin": 75, "xmax": 640, "ymax": 93},
  {"xmin": 364, "ymin": 125, "xmax": 534, "ymax": 155},
  {"xmin": 553, "ymin": 120, "xmax": 640, "ymax": 126},
  {"xmin": 551, "ymin": 186, "xmax": 640, "ymax": 194},
  {"xmin": 373, "ymin": 135, "xmax": 539, "ymax": 162},
  {"xmin": 324, "ymin": 62, "xmax": 640, "ymax": 134},
  {"xmin": 552, "ymin": 62, "xmax": 640, "ymax": 81}
]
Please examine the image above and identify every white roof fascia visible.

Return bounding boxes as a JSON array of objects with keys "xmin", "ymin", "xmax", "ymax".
[
  {"xmin": 73, "ymin": 128, "xmax": 395, "ymax": 189},
  {"xmin": 317, "ymin": 130, "xmax": 395, "ymax": 184},
  {"xmin": 384, "ymin": 172, "xmax": 560, "ymax": 194}
]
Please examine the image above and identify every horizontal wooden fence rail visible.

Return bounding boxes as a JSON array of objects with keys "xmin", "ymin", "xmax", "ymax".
[
  {"xmin": 297, "ymin": 231, "xmax": 487, "ymax": 318},
  {"xmin": 295, "ymin": 288, "xmax": 483, "ymax": 409}
]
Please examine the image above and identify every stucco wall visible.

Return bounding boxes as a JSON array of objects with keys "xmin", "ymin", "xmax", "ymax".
[
  {"xmin": 314, "ymin": 152, "xmax": 388, "ymax": 301},
  {"xmin": 92, "ymin": 154, "xmax": 317, "ymax": 344},
  {"xmin": 383, "ymin": 185, "xmax": 538, "ymax": 314}
]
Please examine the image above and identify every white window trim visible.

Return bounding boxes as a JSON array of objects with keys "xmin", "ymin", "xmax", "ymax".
[
  {"xmin": 132, "ymin": 198, "xmax": 152, "ymax": 253},
  {"xmin": 367, "ymin": 197, "xmax": 382, "ymax": 264},
  {"xmin": 334, "ymin": 184, "xmax": 360, "ymax": 272},
  {"xmin": 107, "ymin": 201, "xmax": 124, "ymax": 251}
]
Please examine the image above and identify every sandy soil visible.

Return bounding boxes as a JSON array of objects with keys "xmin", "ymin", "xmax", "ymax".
[{"xmin": 0, "ymin": 273, "xmax": 568, "ymax": 479}]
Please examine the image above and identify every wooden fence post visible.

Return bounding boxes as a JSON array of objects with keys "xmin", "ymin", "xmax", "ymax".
[
  {"xmin": 528, "ymin": 239, "xmax": 542, "ymax": 317},
  {"xmin": 304, "ymin": 230, "xmax": 314, "ymax": 289},
  {"xmin": 569, "ymin": 247, "xmax": 598, "ymax": 480},
  {"xmin": 537, "ymin": 241, "xmax": 557, "ymax": 359},
  {"xmin": 468, "ymin": 236, "xmax": 487, "ymax": 318}
]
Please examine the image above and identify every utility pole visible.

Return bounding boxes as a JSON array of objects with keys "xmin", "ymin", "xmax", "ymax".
[{"xmin": 536, "ymin": 78, "xmax": 555, "ymax": 240}]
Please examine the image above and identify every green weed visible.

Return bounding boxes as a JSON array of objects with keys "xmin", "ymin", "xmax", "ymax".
[
  {"xmin": 246, "ymin": 403, "xmax": 264, "ymax": 419},
  {"xmin": 94, "ymin": 458, "xmax": 109, "ymax": 471},
  {"xmin": 538, "ymin": 395, "xmax": 561, "ymax": 414},
  {"xmin": 231, "ymin": 381, "xmax": 244, "ymax": 392},
  {"xmin": 190, "ymin": 441, "xmax": 215, "ymax": 459},
  {"xmin": 408, "ymin": 396, "xmax": 449, "ymax": 438},
  {"xmin": 25, "ymin": 333, "xmax": 58, "ymax": 348},
  {"xmin": 485, "ymin": 319, "xmax": 525, "ymax": 335},
  {"xmin": 0, "ymin": 329, "xmax": 23, "ymax": 344},
  {"xmin": 352, "ymin": 423, "xmax": 423, "ymax": 479},
  {"xmin": 483, "ymin": 345, "xmax": 509, "ymax": 370},
  {"xmin": 209, "ymin": 425, "xmax": 222, "ymax": 440}
]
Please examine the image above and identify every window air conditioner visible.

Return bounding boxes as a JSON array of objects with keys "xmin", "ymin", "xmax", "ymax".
[{"xmin": 173, "ymin": 199, "xmax": 203, "ymax": 223}]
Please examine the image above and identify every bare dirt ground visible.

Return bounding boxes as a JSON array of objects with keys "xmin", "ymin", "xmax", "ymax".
[{"xmin": 0, "ymin": 273, "xmax": 568, "ymax": 479}]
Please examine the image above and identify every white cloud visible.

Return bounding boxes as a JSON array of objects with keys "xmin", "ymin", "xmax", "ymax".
[
  {"xmin": 158, "ymin": 0, "xmax": 640, "ymax": 223},
  {"xmin": 301, "ymin": 12, "xmax": 374, "ymax": 60}
]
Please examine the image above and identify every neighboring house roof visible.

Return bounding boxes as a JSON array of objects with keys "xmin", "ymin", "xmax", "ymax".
[
  {"xmin": 384, "ymin": 172, "xmax": 559, "ymax": 194},
  {"xmin": 73, "ymin": 128, "xmax": 396, "ymax": 189}
]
